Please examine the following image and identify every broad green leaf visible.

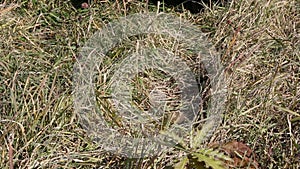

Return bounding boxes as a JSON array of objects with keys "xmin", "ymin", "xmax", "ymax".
[
  {"xmin": 192, "ymin": 152, "xmax": 225, "ymax": 169},
  {"xmin": 174, "ymin": 156, "xmax": 189, "ymax": 169}
]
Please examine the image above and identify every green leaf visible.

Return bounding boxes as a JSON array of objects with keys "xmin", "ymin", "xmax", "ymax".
[
  {"xmin": 192, "ymin": 152, "xmax": 226, "ymax": 169},
  {"xmin": 291, "ymin": 117, "xmax": 300, "ymax": 123},
  {"xmin": 174, "ymin": 156, "xmax": 189, "ymax": 169},
  {"xmin": 160, "ymin": 130, "xmax": 187, "ymax": 150},
  {"xmin": 273, "ymin": 105, "xmax": 300, "ymax": 117},
  {"xmin": 191, "ymin": 120, "xmax": 215, "ymax": 148},
  {"xmin": 197, "ymin": 148, "xmax": 233, "ymax": 162}
]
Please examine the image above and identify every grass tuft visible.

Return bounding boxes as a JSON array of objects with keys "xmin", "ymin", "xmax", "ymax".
[{"xmin": 0, "ymin": 0, "xmax": 299, "ymax": 168}]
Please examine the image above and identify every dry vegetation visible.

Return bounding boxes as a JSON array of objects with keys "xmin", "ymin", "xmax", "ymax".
[{"xmin": 0, "ymin": 0, "xmax": 299, "ymax": 168}]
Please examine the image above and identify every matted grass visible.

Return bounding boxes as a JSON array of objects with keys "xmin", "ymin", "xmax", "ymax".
[{"xmin": 0, "ymin": 0, "xmax": 299, "ymax": 168}]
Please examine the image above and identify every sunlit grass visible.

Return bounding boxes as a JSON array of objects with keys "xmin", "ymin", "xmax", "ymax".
[{"xmin": 0, "ymin": 0, "xmax": 299, "ymax": 168}]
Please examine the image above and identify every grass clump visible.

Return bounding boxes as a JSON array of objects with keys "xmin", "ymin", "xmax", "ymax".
[{"xmin": 0, "ymin": 0, "xmax": 299, "ymax": 168}]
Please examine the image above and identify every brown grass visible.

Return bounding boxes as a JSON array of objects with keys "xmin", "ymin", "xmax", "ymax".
[{"xmin": 0, "ymin": 0, "xmax": 299, "ymax": 168}]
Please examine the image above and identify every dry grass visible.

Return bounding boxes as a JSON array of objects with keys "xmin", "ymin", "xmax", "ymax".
[{"xmin": 0, "ymin": 0, "xmax": 299, "ymax": 168}]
